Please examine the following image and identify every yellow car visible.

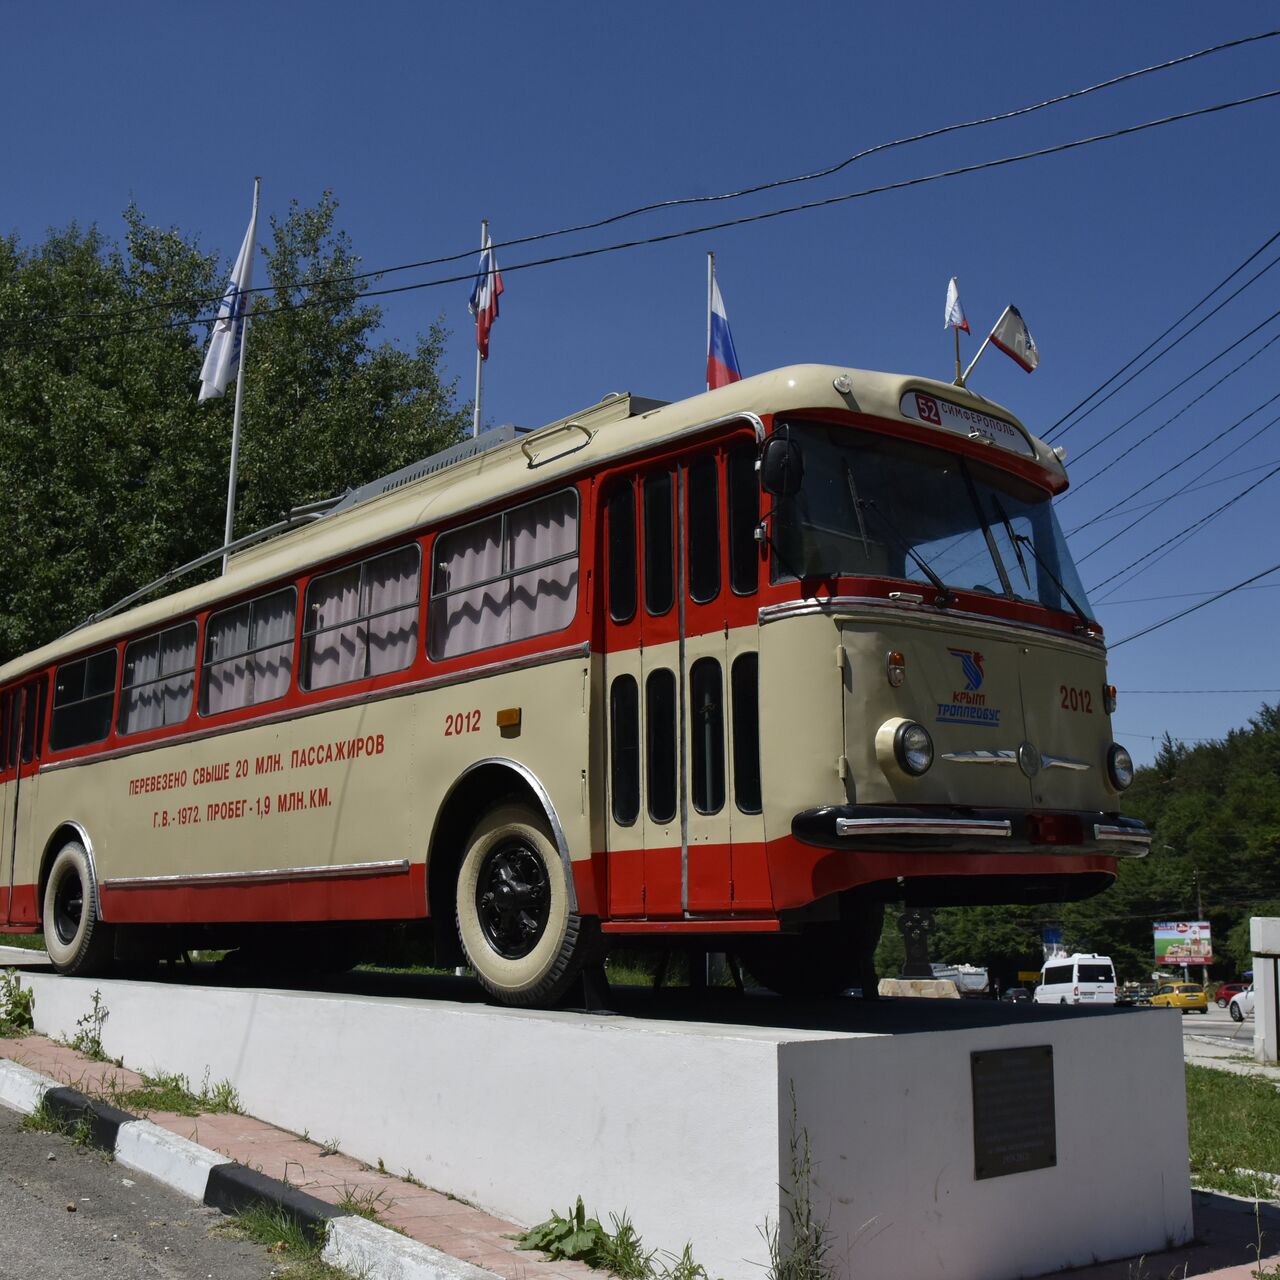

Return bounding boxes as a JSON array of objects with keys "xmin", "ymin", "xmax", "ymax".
[{"xmin": 1150, "ymin": 982, "xmax": 1209, "ymax": 1014}]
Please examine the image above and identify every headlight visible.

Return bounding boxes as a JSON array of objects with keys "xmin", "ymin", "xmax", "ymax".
[
  {"xmin": 895, "ymin": 721, "xmax": 934, "ymax": 776},
  {"xmin": 1107, "ymin": 743, "xmax": 1134, "ymax": 791}
]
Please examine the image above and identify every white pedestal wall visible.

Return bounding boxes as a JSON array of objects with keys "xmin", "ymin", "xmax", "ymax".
[
  {"xmin": 1252, "ymin": 916, "xmax": 1280, "ymax": 1064},
  {"xmin": 14, "ymin": 973, "xmax": 1192, "ymax": 1279}
]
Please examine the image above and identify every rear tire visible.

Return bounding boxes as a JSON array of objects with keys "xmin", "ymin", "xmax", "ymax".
[
  {"xmin": 1230, "ymin": 1003, "xmax": 1244, "ymax": 1023},
  {"xmin": 455, "ymin": 805, "xmax": 593, "ymax": 1006},
  {"xmin": 42, "ymin": 841, "xmax": 114, "ymax": 977}
]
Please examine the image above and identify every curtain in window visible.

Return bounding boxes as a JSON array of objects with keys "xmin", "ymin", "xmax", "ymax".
[
  {"xmin": 508, "ymin": 492, "xmax": 578, "ymax": 642},
  {"xmin": 365, "ymin": 547, "xmax": 420, "ymax": 676},
  {"xmin": 250, "ymin": 592, "xmax": 296, "ymax": 702},
  {"xmin": 161, "ymin": 627, "xmax": 196, "ymax": 727},
  {"xmin": 429, "ymin": 517, "xmax": 506, "ymax": 659},
  {"xmin": 204, "ymin": 605, "xmax": 252, "ymax": 715},
  {"xmin": 120, "ymin": 625, "xmax": 195, "ymax": 734},
  {"xmin": 306, "ymin": 566, "xmax": 363, "ymax": 690}
]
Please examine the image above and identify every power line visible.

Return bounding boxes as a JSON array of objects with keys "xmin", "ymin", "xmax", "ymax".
[
  {"xmin": 16, "ymin": 32, "xmax": 1280, "ymax": 329},
  {"xmin": 1100, "ymin": 582, "xmax": 1280, "ymax": 605},
  {"xmin": 1046, "ymin": 229, "xmax": 1280, "ymax": 441},
  {"xmin": 1071, "ymin": 407, "xmax": 1280, "ymax": 562},
  {"xmin": 1108, "ymin": 560, "xmax": 1280, "ymax": 648},
  {"xmin": 7, "ymin": 87, "xmax": 1280, "ymax": 353},
  {"xmin": 1090, "ymin": 459, "xmax": 1280, "ymax": 595},
  {"xmin": 1060, "ymin": 312, "xmax": 1280, "ymax": 491}
]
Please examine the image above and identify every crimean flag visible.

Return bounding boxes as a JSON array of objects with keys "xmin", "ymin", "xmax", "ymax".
[
  {"xmin": 707, "ymin": 271, "xmax": 742, "ymax": 390},
  {"xmin": 468, "ymin": 227, "xmax": 504, "ymax": 360},
  {"xmin": 944, "ymin": 277, "xmax": 969, "ymax": 333},
  {"xmin": 199, "ymin": 195, "xmax": 258, "ymax": 401},
  {"xmin": 989, "ymin": 304, "xmax": 1040, "ymax": 372}
]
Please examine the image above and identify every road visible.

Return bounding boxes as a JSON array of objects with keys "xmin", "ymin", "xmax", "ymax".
[
  {"xmin": 0, "ymin": 1107, "xmax": 286, "ymax": 1280},
  {"xmin": 1175, "ymin": 999, "xmax": 1258, "ymax": 1047}
]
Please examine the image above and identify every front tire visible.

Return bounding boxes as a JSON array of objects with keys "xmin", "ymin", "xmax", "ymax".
[
  {"xmin": 455, "ymin": 805, "xmax": 592, "ymax": 1006},
  {"xmin": 1230, "ymin": 1003, "xmax": 1244, "ymax": 1023},
  {"xmin": 42, "ymin": 841, "xmax": 114, "ymax": 977}
]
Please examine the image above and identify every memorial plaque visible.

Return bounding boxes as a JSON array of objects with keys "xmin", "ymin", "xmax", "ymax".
[{"xmin": 971, "ymin": 1045, "xmax": 1056, "ymax": 1180}]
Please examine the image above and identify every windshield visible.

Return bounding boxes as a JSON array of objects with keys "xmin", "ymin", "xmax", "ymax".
[{"xmin": 773, "ymin": 421, "xmax": 1092, "ymax": 617}]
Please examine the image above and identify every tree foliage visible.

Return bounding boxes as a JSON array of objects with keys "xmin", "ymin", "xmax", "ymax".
[
  {"xmin": 883, "ymin": 704, "xmax": 1280, "ymax": 983},
  {"xmin": 0, "ymin": 194, "xmax": 467, "ymax": 665}
]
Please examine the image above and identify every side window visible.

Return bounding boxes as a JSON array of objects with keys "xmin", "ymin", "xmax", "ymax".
[
  {"xmin": 609, "ymin": 675, "xmax": 640, "ymax": 825},
  {"xmin": 203, "ymin": 587, "xmax": 297, "ymax": 715},
  {"xmin": 686, "ymin": 456, "xmax": 720, "ymax": 604},
  {"xmin": 690, "ymin": 657, "xmax": 725, "ymax": 814},
  {"xmin": 50, "ymin": 649, "xmax": 118, "ymax": 751},
  {"xmin": 22, "ymin": 679, "xmax": 46, "ymax": 763},
  {"xmin": 430, "ymin": 489, "xmax": 579, "ymax": 660},
  {"xmin": 645, "ymin": 668, "xmax": 677, "ymax": 824},
  {"xmin": 730, "ymin": 653, "xmax": 762, "ymax": 813},
  {"xmin": 304, "ymin": 545, "xmax": 420, "ymax": 691},
  {"xmin": 727, "ymin": 444, "xmax": 760, "ymax": 594},
  {"xmin": 643, "ymin": 472, "xmax": 675, "ymax": 616},
  {"xmin": 606, "ymin": 485, "xmax": 637, "ymax": 624},
  {"xmin": 120, "ymin": 622, "xmax": 198, "ymax": 735}
]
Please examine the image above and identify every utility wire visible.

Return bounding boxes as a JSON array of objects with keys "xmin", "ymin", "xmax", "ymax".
[
  {"xmin": 1102, "ymin": 583, "xmax": 1280, "ymax": 605},
  {"xmin": 1046, "ymin": 228, "xmax": 1280, "ymax": 441},
  {"xmin": 1071, "ymin": 388, "xmax": 1280, "ymax": 533},
  {"xmin": 1071, "ymin": 408, "xmax": 1280, "ymax": 561},
  {"xmin": 17, "ymin": 31, "xmax": 1280, "ymax": 328},
  {"xmin": 1109, "ymin": 561, "xmax": 1280, "ymax": 648},
  {"xmin": 1090, "ymin": 459, "xmax": 1280, "ymax": 595},
  {"xmin": 7, "ymin": 87, "xmax": 1280, "ymax": 353}
]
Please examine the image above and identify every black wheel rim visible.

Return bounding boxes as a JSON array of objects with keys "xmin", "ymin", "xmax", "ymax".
[
  {"xmin": 53, "ymin": 869, "xmax": 84, "ymax": 946},
  {"xmin": 475, "ymin": 839, "xmax": 551, "ymax": 960}
]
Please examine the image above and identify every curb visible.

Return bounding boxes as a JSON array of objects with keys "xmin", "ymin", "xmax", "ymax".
[{"xmin": 0, "ymin": 1057, "xmax": 498, "ymax": 1280}]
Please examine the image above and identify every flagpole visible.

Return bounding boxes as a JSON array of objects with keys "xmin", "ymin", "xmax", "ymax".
[
  {"xmin": 953, "ymin": 327, "xmax": 962, "ymax": 384},
  {"xmin": 473, "ymin": 218, "xmax": 487, "ymax": 439},
  {"xmin": 706, "ymin": 252, "xmax": 714, "ymax": 392},
  {"xmin": 958, "ymin": 305, "xmax": 1009, "ymax": 388},
  {"xmin": 222, "ymin": 176, "xmax": 260, "ymax": 574}
]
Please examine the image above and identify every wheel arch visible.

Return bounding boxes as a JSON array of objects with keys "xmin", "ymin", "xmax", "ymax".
[
  {"xmin": 426, "ymin": 759, "xmax": 578, "ymax": 962},
  {"xmin": 37, "ymin": 820, "xmax": 103, "ymax": 924}
]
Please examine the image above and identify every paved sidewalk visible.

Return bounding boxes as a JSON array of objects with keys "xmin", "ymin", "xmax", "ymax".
[
  {"xmin": 0, "ymin": 1032, "xmax": 596, "ymax": 1280},
  {"xmin": 1184, "ymin": 1030, "xmax": 1280, "ymax": 1085}
]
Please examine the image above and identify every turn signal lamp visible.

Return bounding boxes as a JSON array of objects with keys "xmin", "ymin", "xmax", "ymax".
[
  {"xmin": 1103, "ymin": 684, "xmax": 1118, "ymax": 714},
  {"xmin": 886, "ymin": 650, "xmax": 906, "ymax": 688}
]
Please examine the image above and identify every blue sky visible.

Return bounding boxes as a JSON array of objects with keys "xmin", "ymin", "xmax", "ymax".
[{"xmin": 5, "ymin": 3, "xmax": 1279, "ymax": 764}]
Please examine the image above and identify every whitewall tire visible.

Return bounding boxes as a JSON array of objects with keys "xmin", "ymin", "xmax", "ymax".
[{"xmin": 42, "ymin": 840, "xmax": 114, "ymax": 976}]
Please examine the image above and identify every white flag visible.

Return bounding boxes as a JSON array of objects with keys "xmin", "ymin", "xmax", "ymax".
[
  {"xmin": 944, "ymin": 277, "xmax": 969, "ymax": 333},
  {"xmin": 989, "ymin": 304, "xmax": 1039, "ymax": 373},
  {"xmin": 199, "ymin": 195, "xmax": 259, "ymax": 401}
]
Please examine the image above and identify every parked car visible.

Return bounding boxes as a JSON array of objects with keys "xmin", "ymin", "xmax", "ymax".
[
  {"xmin": 1215, "ymin": 982, "xmax": 1250, "ymax": 1008},
  {"xmin": 1150, "ymin": 982, "xmax": 1209, "ymax": 1014},
  {"xmin": 1002, "ymin": 987, "xmax": 1031, "ymax": 1003},
  {"xmin": 1229, "ymin": 987, "xmax": 1256, "ymax": 1023}
]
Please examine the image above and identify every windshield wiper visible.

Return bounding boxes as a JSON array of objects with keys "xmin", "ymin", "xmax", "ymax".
[
  {"xmin": 855, "ymin": 499, "xmax": 955, "ymax": 605},
  {"xmin": 991, "ymin": 497, "xmax": 1032, "ymax": 594},
  {"xmin": 1005, "ymin": 524, "xmax": 1094, "ymax": 630}
]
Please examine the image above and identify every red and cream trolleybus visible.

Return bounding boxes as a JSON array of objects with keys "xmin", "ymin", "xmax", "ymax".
[{"xmin": 0, "ymin": 365, "xmax": 1150, "ymax": 1005}]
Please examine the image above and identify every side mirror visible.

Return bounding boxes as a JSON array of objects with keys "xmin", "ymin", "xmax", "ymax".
[{"xmin": 759, "ymin": 435, "xmax": 803, "ymax": 496}]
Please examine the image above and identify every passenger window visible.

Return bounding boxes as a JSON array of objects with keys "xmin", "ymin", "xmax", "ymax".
[
  {"xmin": 203, "ymin": 587, "xmax": 297, "ymax": 715},
  {"xmin": 727, "ymin": 445, "xmax": 759, "ymax": 595},
  {"xmin": 609, "ymin": 675, "xmax": 640, "ymax": 825},
  {"xmin": 120, "ymin": 622, "xmax": 198, "ymax": 735},
  {"xmin": 731, "ymin": 652, "xmax": 762, "ymax": 813},
  {"xmin": 50, "ymin": 649, "xmax": 118, "ymax": 751},
  {"xmin": 23, "ymin": 680, "xmax": 45, "ymax": 763},
  {"xmin": 430, "ymin": 489, "xmax": 578, "ymax": 659},
  {"xmin": 645, "ymin": 668, "xmax": 677, "ymax": 824},
  {"xmin": 686, "ymin": 456, "xmax": 720, "ymax": 604},
  {"xmin": 690, "ymin": 658, "xmax": 725, "ymax": 814},
  {"xmin": 643, "ymin": 472, "xmax": 674, "ymax": 616},
  {"xmin": 305, "ymin": 544, "xmax": 420, "ymax": 689},
  {"xmin": 606, "ymin": 486, "xmax": 637, "ymax": 624}
]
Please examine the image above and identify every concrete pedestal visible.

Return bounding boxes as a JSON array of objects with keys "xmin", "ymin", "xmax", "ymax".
[
  {"xmin": 12, "ymin": 971, "xmax": 1191, "ymax": 1279},
  {"xmin": 1252, "ymin": 917, "xmax": 1279, "ymax": 1064}
]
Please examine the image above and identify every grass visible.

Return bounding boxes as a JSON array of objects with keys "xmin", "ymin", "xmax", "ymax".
[
  {"xmin": 21, "ymin": 1097, "xmax": 96, "ymax": 1148},
  {"xmin": 220, "ymin": 1204, "xmax": 347, "ymax": 1280},
  {"xmin": 0, "ymin": 931, "xmax": 44, "ymax": 951},
  {"xmin": 1186, "ymin": 1064, "xmax": 1280, "ymax": 1198},
  {"xmin": 102, "ymin": 1068, "xmax": 243, "ymax": 1117},
  {"xmin": 0, "ymin": 969, "xmax": 35, "ymax": 1035}
]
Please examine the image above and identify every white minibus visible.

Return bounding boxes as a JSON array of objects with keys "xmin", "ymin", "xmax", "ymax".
[{"xmin": 1033, "ymin": 954, "xmax": 1117, "ymax": 1005}]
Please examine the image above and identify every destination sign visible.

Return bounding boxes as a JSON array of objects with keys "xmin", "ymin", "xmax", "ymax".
[{"xmin": 900, "ymin": 391, "xmax": 1036, "ymax": 458}]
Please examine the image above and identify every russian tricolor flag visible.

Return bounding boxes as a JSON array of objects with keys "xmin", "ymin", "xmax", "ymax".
[
  {"xmin": 468, "ymin": 227, "xmax": 504, "ymax": 361},
  {"xmin": 706, "ymin": 269, "xmax": 741, "ymax": 391}
]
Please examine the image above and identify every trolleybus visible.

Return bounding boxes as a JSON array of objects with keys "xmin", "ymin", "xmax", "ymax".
[{"xmin": 0, "ymin": 364, "xmax": 1150, "ymax": 1004}]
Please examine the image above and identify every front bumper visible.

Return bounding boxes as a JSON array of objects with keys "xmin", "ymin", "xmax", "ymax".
[{"xmin": 792, "ymin": 805, "xmax": 1151, "ymax": 857}]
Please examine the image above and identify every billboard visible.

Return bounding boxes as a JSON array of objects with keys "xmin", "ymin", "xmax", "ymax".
[{"xmin": 1153, "ymin": 921, "xmax": 1214, "ymax": 966}]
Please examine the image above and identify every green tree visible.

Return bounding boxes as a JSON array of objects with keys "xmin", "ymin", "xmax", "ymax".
[{"xmin": 0, "ymin": 195, "xmax": 467, "ymax": 665}]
